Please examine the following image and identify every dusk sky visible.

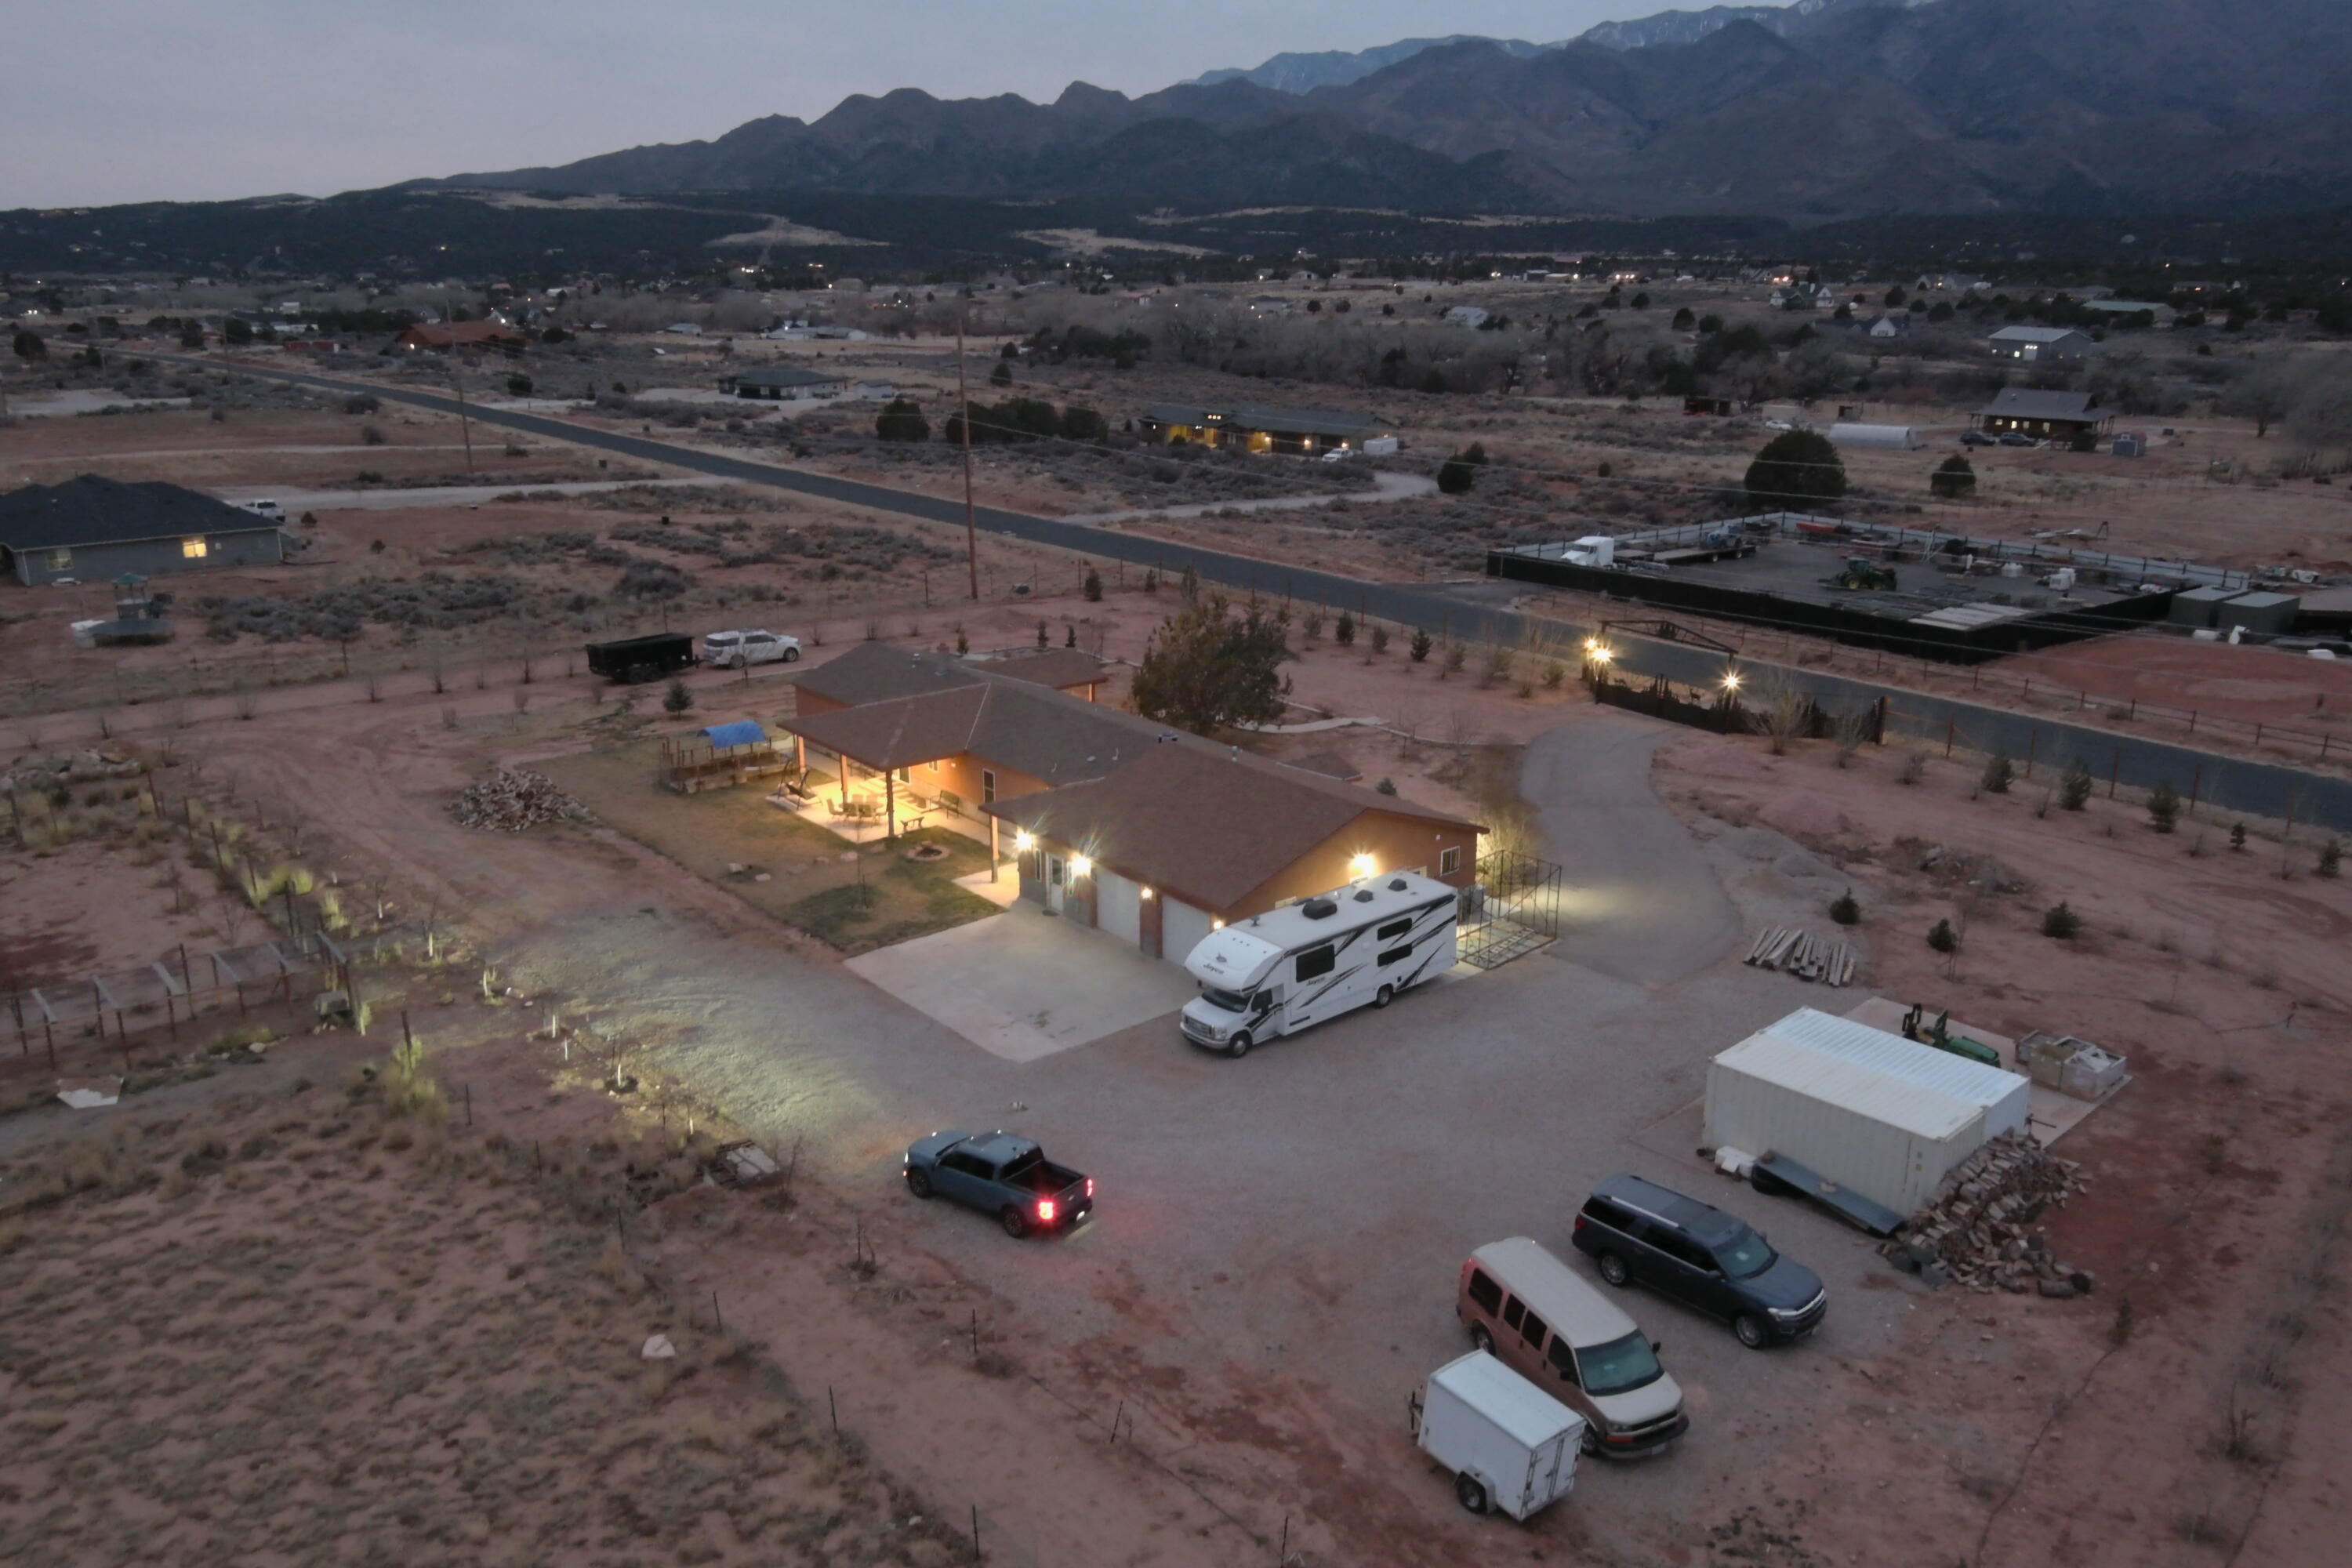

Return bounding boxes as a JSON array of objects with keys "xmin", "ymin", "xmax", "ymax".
[{"xmin": 10, "ymin": 1, "xmax": 1677, "ymax": 209}]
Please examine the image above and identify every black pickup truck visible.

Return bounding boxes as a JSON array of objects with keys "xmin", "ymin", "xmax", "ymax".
[
  {"xmin": 903, "ymin": 1130, "xmax": 1094, "ymax": 1237},
  {"xmin": 585, "ymin": 631, "xmax": 696, "ymax": 684}
]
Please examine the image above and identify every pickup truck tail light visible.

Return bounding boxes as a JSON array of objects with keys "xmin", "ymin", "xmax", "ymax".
[
  {"xmin": 1036, "ymin": 1200, "xmax": 1057, "ymax": 1222},
  {"xmin": 1572, "ymin": 1214, "xmax": 1586, "ymax": 1231},
  {"xmin": 1084, "ymin": 1178, "xmax": 1094, "ymax": 1198}
]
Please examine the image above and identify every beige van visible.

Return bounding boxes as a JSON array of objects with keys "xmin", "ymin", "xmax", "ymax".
[{"xmin": 1457, "ymin": 1237, "xmax": 1688, "ymax": 1458}]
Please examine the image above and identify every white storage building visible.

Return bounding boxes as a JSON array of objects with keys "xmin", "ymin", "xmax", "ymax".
[
  {"xmin": 1704, "ymin": 1008, "xmax": 2031, "ymax": 1216},
  {"xmin": 1827, "ymin": 423, "xmax": 1922, "ymax": 450}
]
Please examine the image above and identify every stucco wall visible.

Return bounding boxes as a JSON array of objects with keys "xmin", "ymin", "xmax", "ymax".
[{"xmin": 8, "ymin": 528, "xmax": 282, "ymax": 587}]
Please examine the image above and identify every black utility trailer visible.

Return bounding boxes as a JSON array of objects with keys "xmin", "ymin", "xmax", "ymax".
[{"xmin": 586, "ymin": 632, "xmax": 695, "ymax": 684}]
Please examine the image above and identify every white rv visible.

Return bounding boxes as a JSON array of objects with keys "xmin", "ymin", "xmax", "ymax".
[{"xmin": 1178, "ymin": 872, "xmax": 1457, "ymax": 1057}]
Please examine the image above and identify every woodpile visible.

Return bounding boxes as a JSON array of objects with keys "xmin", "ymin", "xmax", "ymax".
[
  {"xmin": 1744, "ymin": 927, "xmax": 1857, "ymax": 986},
  {"xmin": 450, "ymin": 768, "xmax": 591, "ymax": 833},
  {"xmin": 1883, "ymin": 1131, "xmax": 2094, "ymax": 1297}
]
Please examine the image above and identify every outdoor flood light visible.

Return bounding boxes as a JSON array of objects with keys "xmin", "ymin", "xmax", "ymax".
[
  {"xmin": 1348, "ymin": 852, "xmax": 1377, "ymax": 879},
  {"xmin": 1722, "ymin": 669, "xmax": 1743, "ymax": 691},
  {"xmin": 1069, "ymin": 855, "xmax": 1093, "ymax": 879},
  {"xmin": 1013, "ymin": 829, "xmax": 1035, "ymax": 851}
]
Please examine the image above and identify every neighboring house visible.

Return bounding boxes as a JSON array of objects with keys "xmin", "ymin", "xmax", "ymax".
[
  {"xmin": 1864, "ymin": 314, "xmax": 1909, "ymax": 339},
  {"xmin": 719, "ymin": 365, "xmax": 852, "ymax": 401},
  {"xmin": 1972, "ymin": 390, "xmax": 2116, "ymax": 442},
  {"xmin": 1443, "ymin": 305, "xmax": 1491, "ymax": 328},
  {"xmin": 776, "ymin": 644, "xmax": 1479, "ymax": 961},
  {"xmin": 0, "ymin": 474, "xmax": 285, "ymax": 586},
  {"xmin": 1137, "ymin": 401, "xmax": 1396, "ymax": 457},
  {"xmin": 1987, "ymin": 325, "xmax": 2092, "ymax": 363},
  {"xmin": 385, "ymin": 321, "xmax": 528, "ymax": 354},
  {"xmin": 2081, "ymin": 299, "xmax": 2172, "ymax": 325}
]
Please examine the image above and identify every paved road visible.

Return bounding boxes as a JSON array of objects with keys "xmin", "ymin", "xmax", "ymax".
[
  {"xmin": 212, "ymin": 476, "xmax": 724, "ymax": 510},
  {"xmin": 1521, "ymin": 712, "xmax": 1745, "ymax": 985},
  {"xmin": 201, "ymin": 356, "xmax": 2352, "ymax": 832},
  {"xmin": 1060, "ymin": 469, "xmax": 1439, "ymax": 525}
]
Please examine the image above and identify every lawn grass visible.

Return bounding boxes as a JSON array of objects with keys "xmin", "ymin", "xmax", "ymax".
[{"xmin": 536, "ymin": 739, "xmax": 1000, "ymax": 952}]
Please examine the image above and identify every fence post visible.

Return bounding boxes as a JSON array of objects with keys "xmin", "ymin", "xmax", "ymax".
[
  {"xmin": 2109, "ymin": 746, "xmax": 2121, "ymax": 799},
  {"xmin": 2189, "ymin": 764, "xmax": 2201, "ymax": 815}
]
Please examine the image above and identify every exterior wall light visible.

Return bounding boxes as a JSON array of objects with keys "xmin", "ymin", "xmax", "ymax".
[
  {"xmin": 1013, "ymin": 829, "xmax": 1035, "ymax": 852},
  {"xmin": 1069, "ymin": 855, "xmax": 1093, "ymax": 879},
  {"xmin": 1348, "ymin": 853, "xmax": 1377, "ymax": 879}
]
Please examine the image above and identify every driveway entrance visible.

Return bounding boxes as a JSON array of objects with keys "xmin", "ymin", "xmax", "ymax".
[{"xmin": 845, "ymin": 907, "xmax": 1198, "ymax": 1062}]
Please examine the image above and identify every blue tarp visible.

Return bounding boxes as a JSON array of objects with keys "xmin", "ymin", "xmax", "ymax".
[{"xmin": 701, "ymin": 720, "xmax": 771, "ymax": 751}]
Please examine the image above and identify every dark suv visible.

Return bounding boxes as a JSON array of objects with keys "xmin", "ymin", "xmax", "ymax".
[{"xmin": 1571, "ymin": 1174, "xmax": 1827, "ymax": 1348}]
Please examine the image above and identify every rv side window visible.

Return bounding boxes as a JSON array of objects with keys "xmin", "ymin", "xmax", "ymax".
[
  {"xmin": 1501, "ymin": 1298, "xmax": 1524, "ymax": 1333},
  {"xmin": 1295, "ymin": 944, "xmax": 1335, "ymax": 982},
  {"xmin": 1467, "ymin": 1269, "xmax": 1502, "ymax": 1316},
  {"xmin": 1377, "ymin": 917, "xmax": 1411, "ymax": 942},
  {"xmin": 1378, "ymin": 946, "xmax": 1413, "ymax": 967},
  {"xmin": 1518, "ymin": 1308, "xmax": 1549, "ymax": 1349}
]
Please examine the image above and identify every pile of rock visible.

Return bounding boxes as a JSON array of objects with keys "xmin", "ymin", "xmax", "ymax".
[
  {"xmin": 449, "ymin": 768, "xmax": 590, "ymax": 833},
  {"xmin": 1883, "ymin": 1131, "xmax": 2095, "ymax": 1297}
]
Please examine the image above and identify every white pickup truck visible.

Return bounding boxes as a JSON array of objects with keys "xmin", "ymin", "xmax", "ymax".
[{"xmin": 700, "ymin": 629, "xmax": 802, "ymax": 669}]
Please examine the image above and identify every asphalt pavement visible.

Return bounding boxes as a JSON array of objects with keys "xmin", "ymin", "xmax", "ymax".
[{"xmin": 201, "ymin": 355, "xmax": 2352, "ymax": 832}]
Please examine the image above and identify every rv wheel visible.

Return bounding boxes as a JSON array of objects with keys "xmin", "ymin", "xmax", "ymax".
[
  {"xmin": 1226, "ymin": 1032, "xmax": 1252, "ymax": 1059},
  {"xmin": 1374, "ymin": 984, "xmax": 1395, "ymax": 1008},
  {"xmin": 1454, "ymin": 1473, "xmax": 1490, "ymax": 1515}
]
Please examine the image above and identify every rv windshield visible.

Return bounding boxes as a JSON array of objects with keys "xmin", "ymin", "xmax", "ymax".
[
  {"xmin": 1576, "ymin": 1330, "xmax": 1666, "ymax": 1398},
  {"xmin": 1200, "ymin": 987, "xmax": 1252, "ymax": 1014}
]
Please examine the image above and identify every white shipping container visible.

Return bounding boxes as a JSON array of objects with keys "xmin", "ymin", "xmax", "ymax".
[
  {"xmin": 1415, "ymin": 1352, "xmax": 1583, "ymax": 1521},
  {"xmin": 1704, "ymin": 1008, "xmax": 2031, "ymax": 1215}
]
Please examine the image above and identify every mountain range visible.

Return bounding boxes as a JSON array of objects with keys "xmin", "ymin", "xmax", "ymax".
[{"xmin": 412, "ymin": 0, "xmax": 2352, "ymax": 222}]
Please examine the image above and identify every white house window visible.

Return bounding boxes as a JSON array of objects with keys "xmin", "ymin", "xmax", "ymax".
[
  {"xmin": 45, "ymin": 548, "xmax": 72, "ymax": 570},
  {"xmin": 926, "ymin": 759, "xmax": 941, "ymax": 775},
  {"xmin": 1439, "ymin": 846, "xmax": 1463, "ymax": 877},
  {"xmin": 182, "ymin": 536, "xmax": 209, "ymax": 559}
]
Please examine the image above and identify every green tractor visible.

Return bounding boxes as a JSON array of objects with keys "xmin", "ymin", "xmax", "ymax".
[
  {"xmin": 1826, "ymin": 555, "xmax": 1898, "ymax": 592},
  {"xmin": 1900, "ymin": 1004, "xmax": 2002, "ymax": 1068}
]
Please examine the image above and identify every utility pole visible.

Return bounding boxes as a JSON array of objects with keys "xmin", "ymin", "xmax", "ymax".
[
  {"xmin": 957, "ymin": 305, "xmax": 978, "ymax": 600},
  {"xmin": 451, "ymin": 363, "xmax": 475, "ymax": 472}
]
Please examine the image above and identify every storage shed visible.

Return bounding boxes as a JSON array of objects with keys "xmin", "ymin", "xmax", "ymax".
[
  {"xmin": 2168, "ymin": 584, "xmax": 2237, "ymax": 628},
  {"xmin": 1704, "ymin": 1008, "xmax": 2031, "ymax": 1216},
  {"xmin": 1827, "ymin": 423, "xmax": 1921, "ymax": 450},
  {"xmin": 2216, "ymin": 591, "xmax": 2299, "ymax": 637}
]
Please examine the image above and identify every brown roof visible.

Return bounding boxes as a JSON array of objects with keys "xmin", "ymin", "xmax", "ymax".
[
  {"xmin": 976, "ymin": 648, "xmax": 1109, "ymax": 691},
  {"xmin": 1288, "ymin": 750, "xmax": 1362, "ymax": 783},
  {"xmin": 1974, "ymin": 389, "xmax": 2111, "ymax": 423},
  {"xmin": 792, "ymin": 642, "xmax": 982, "ymax": 709},
  {"xmin": 981, "ymin": 744, "xmax": 1479, "ymax": 913},
  {"xmin": 782, "ymin": 661, "xmax": 1175, "ymax": 781}
]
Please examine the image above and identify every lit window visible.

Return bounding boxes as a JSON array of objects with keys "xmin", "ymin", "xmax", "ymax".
[
  {"xmin": 45, "ymin": 547, "xmax": 72, "ymax": 571},
  {"xmin": 182, "ymin": 537, "xmax": 209, "ymax": 559},
  {"xmin": 1439, "ymin": 847, "xmax": 1463, "ymax": 877}
]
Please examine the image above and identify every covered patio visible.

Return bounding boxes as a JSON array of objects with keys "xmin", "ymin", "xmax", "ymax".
[{"xmin": 776, "ymin": 692, "xmax": 1010, "ymax": 864}]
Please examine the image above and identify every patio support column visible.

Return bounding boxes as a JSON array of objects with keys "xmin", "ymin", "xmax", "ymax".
[
  {"xmin": 989, "ymin": 815, "xmax": 1000, "ymax": 883},
  {"xmin": 837, "ymin": 753, "xmax": 849, "ymax": 812},
  {"xmin": 886, "ymin": 771, "xmax": 896, "ymax": 841}
]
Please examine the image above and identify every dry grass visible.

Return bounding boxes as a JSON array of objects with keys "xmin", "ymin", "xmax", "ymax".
[{"xmin": 0, "ymin": 1085, "xmax": 968, "ymax": 1568}]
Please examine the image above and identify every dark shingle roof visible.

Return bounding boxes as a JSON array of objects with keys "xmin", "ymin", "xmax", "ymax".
[
  {"xmin": 1976, "ymin": 389, "xmax": 2111, "ymax": 422},
  {"xmin": 971, "ymin": 648, "xmax": 1107, "ymax": 691},
  {"xmin": 982, "ymin": 743, "xmax": 1477, "ymax": 914},
  {"xmin": 0, "ymin": 475, "xmax": 277, "ymax": 553},
  {"xmin": 792, "ymin": 642, "xmax": 984, "ymax": 708}
]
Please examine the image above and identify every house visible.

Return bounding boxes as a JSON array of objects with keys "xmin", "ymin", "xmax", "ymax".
[
  {"xmin": 1864, "ymin": 314, "xmax": 1908, "ymax": 339},
  {"xmin": 1137, "ymin": 401, "xmax": 1396, "ymax": 457},
  {"xmin": 984, "ymin": 744, "xmax": 1480, "ymax": 962},
  {"xmin": 1987, "ymin": 325, "xmax": 2092, "ymax": 363},
  {"xmin": 776, "ymin": 644, "xmax": 1479, "ymax": 962},
  {"xmin": 386, "ymin": 321, "xmax": 528, "ymax": 355},
  {"xmin": 718, "ymin": 365, "xmax": 851, "ymax": 401},
  {"xmin": 1443, "ymin": 305, "xmax": 1491, "ymax": 328},
  {"xmin": 1972, "ymin": 390, "xmax": 2115, "ymax": 443},
  {"xmin": 2081, "ymin": 299, "xmax": 2172, "ymax": 325},
  {"xmin": 0, "ymin": 474, "xmax": 286, "ymax": 586}
]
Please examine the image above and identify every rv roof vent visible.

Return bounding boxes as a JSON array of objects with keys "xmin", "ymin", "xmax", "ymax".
[
  {"xmin": 1301, "ymin": 898, "xmax": 1338, "ymax": 920},
  {"xmin": 1387, "ymin": 877, "xmax": 1408, "ymax": 891},
  {"xmin": 1353, "ymin": 888, "xmax": 1375, "ymax": 902}
]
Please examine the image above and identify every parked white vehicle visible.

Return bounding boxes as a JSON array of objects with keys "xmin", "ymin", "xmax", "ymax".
[
  {"xmin": 701, "ymin": 629, "xmax": 801, "ymax": 669},
  {"xmin": 1178, "ymin": 871, "xmax": 1457, "ymax": 1057},
  {"xmin": 238, "ymin": 499, "xmax": 285, "ymax": 521},
  {"xmin": 1414, "ymin": 1351, "xmax": 1584, "ymax": 1520}
]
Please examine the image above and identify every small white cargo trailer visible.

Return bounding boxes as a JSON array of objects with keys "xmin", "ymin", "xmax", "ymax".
[{"xmin": 1414, "ymin": 1351, "xmax": 1584, "ymax": 1520}]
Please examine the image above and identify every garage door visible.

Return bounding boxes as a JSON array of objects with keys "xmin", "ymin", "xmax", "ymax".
[
  {"xmin": 1096, "ymin": 869, "xmax": 1142, "ymax": 947},
  {"xmin": 1161, "ymin": 898, "xmax": 1215, "ymax": 968}
]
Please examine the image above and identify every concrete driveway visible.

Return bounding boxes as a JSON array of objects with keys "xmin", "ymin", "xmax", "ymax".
[
  {"xmin": 844, "ymin": 906, "xmax": 1199, "ymax": 1062},
  {"xmin": 1522, "ymin": 710, "xmax": 1745, "ymax": 985}
]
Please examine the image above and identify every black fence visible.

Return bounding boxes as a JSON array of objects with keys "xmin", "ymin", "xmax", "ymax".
[{"xmin": 1460, "ymin": 851, "xmax": 1562, "ymax": 970}]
